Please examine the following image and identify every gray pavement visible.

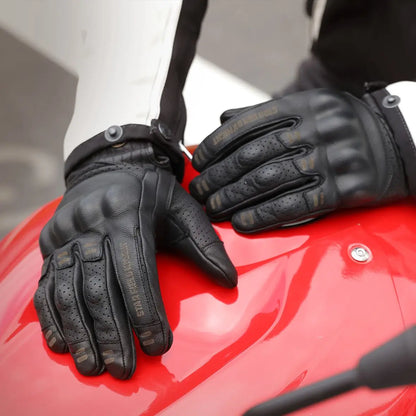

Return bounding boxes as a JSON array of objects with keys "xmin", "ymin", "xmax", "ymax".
[{"xmin": 0, "ymin": 1, "xmax": 309, "ymax": 238}]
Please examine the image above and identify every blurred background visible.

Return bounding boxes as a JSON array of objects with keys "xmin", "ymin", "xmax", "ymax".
[{"xmin": 0, "ymin": 0, "xmax": 309, "ymax": 238}]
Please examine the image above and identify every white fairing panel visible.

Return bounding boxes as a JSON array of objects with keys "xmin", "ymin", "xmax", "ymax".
[{"xmin": 386, "ymin": 81, "xmax": 416, "ymax": 146}]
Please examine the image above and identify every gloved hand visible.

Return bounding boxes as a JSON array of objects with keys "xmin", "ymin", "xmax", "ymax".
[
  {"xmin": 189, "ymin": 88, "xmax": 413, "ymax": 233},
  {"xmin": 34, "ymin": 141, "xmax": 237, "ymax": 379}
]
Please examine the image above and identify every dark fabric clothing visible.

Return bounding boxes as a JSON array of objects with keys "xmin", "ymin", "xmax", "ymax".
[
  {"xmin": 280, "ymin": 54, "xmax": 365, "ymax": 97},
  {"xmin": 159, "ymin": 0, "xmax": 208, "ymax": 140},
  {"xmin": 308, "ymin": 0, "xmax": 416, "ymax": 95}
]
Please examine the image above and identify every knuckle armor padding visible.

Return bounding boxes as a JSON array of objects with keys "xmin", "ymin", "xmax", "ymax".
[
  {"xmin": 101, "ymin": 184, "xmax": 138, "ymax": 216},
  {"xmin": 76, "ymin": 193, "xmax": 104, "ymax": 230}
]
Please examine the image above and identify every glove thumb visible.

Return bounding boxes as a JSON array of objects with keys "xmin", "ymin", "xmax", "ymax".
[
  {"xmin": 164, "ymin": 183, "xmax": 237, "ymax": 288},
  {"xmin": 220, "ymin": 105, "xmax": 253, "ymax": 124}
]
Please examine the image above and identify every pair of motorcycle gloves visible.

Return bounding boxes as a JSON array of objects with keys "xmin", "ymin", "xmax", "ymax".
[{"xmin": 34, "ymin": 86, "xmax": 415, "ymax": 379}]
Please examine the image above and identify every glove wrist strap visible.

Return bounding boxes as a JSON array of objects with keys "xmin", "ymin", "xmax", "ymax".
[
  {"xmin": 364, "ymin": 88, "xmax": 416, "ymax": 196},
  {"xmin": 64, "ymin": 120, "xmax": 185, "ymax": 182}
]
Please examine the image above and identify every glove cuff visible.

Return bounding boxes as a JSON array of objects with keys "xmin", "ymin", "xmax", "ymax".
[
  {"xmin": 64, "ymin": 120, "xmax": 185, "ymax": 182},
  {"xmin": 363, "ymin": 88, "xmax": 416, "ymax": 196}
]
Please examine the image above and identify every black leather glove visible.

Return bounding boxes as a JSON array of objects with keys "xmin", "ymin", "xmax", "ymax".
[
  {"xmin": 34, "ymin": 141, "xmax": 237, "ymax": 379},
  {"xmin": 189, "ymin": 88, "xmax": 414, "ymax": 233}
]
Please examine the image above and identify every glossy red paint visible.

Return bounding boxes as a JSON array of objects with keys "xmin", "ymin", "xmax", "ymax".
[{"xmin": 1, "ymin": 162, "xmax": 416, "ymax": 415}]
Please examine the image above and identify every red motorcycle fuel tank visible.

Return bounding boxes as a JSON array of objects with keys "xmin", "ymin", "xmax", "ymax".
[{"xmin": 1, "ymin": 161, "xmax": 416, "ymax": 415}]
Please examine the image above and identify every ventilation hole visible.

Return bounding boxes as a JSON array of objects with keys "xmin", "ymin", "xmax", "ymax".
[
  {"xmin": 83, "ymin": 261, "xmax": 119, "ymax": 343},
  {"xmin": 170, "ymin": 190, "xmax": 219, "ymax": 248}
]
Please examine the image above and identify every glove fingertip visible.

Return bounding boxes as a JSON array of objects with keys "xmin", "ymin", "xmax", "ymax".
[
  {"xmin": 69, "ymin": 341, "xmax": 104, "ymax": 377},
  {"xmin": 98, "ymin": 343, "xmax": 136, "ymax": 380},
  {"xmin": 203, "ymin": 243, "xmax": 238, "ymax": 288},
  {"xmin": 34, "ymin": 282, "xmax": 68, "ymax": 354},
  {"xmin": 136, "ymin": 324, "xmax": 173, "ymax": 357},
  {"xmin": 41, "ymin": 325, "xmax": 68, "ymax": 354},
  {"xmin": 231, "ymin": 212, "xmax": 259, "ymax": 234}
]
